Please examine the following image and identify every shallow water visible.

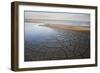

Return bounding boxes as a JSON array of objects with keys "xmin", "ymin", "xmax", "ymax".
[{"xmin": 24, "ymin": 22, "xmax": 90, "ymax": 61}]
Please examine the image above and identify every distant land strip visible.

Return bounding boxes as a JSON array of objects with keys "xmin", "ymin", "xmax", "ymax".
[{"xmin": 42, "ymin": 24, "xmax": 90, "ymax": 31}]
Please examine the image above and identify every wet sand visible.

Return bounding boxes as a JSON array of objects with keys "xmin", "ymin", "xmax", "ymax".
[
  {"xmin": 24, "ymin": 24, "xmax": 90, "ymax": 61},
  {"xmin": 42, "ymin": 24, "xmax": 90, "ymax": 31}
]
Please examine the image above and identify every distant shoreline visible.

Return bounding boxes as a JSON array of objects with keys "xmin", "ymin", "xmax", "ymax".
[{"xmin": 40, "ymin": 24, "xmax": 90, "ymax": 32}]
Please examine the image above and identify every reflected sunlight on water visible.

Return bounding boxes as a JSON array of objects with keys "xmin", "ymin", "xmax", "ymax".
[{"xmin": 24, "ymin": 22, "xmax": 57, "ymax": 43}]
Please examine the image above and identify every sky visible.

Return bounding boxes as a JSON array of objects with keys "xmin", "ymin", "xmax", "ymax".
[{"xmin": 24, "ymin": 11, "xmax": 90, "ymax": 26}]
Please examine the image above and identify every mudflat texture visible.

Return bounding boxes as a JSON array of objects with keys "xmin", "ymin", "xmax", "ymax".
[{"xmin": 24, "ymin": 23, "xmax": 90, "ymax": 61}]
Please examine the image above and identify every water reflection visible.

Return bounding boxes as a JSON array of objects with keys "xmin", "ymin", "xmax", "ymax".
[{"xmin": 25, "ymin": 23, "xmax": 57, "ymax": 44}]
